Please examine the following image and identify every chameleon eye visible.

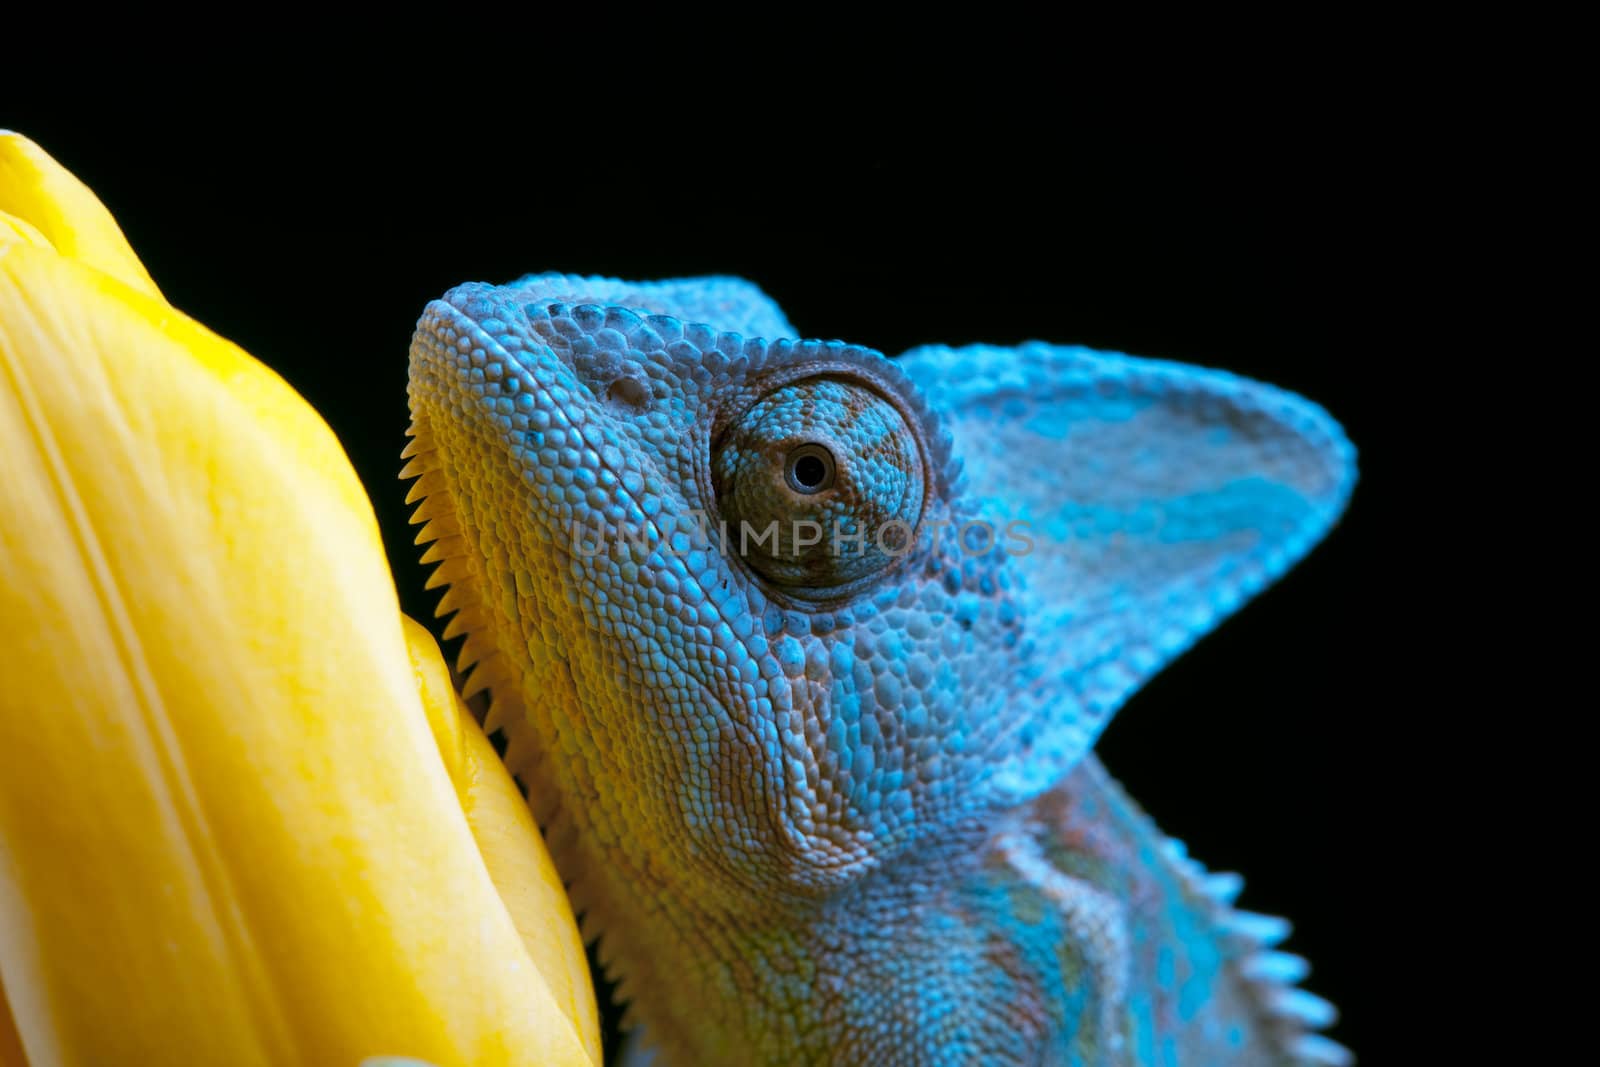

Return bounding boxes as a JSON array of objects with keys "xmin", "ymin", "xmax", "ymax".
[{"xmin": 714, "ymin": 377, "xmax": 924, "ymax": 591}]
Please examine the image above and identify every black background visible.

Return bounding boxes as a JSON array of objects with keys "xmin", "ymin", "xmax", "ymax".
[{"xmin": 9, "ymin": 105, "xmax": 1390, "ymax": 1060}]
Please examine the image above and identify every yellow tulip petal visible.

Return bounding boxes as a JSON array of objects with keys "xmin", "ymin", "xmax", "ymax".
[
  {"xmin": 0, "ymin": 210, "xmax": 51, "ymax": 251},
  {"xmin": 403, "ymin": 617, "xmax": 602, "ymax": 1066},
  {"xmin": 1, "ymin": 975, "xmax": 24, "ymax": 1067},
  {"xmin": 0, "ymin": 196, "xmax": 592, "ymax": 1064},
  {"xmin": 0, "ymin": 133, "xmax": 161, "ymax": 299}
]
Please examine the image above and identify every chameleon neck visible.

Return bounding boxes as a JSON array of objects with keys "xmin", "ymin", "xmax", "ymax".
[{"xmin": 538, "ymin": 750, "xmax": 1303, "ymax": 1066}]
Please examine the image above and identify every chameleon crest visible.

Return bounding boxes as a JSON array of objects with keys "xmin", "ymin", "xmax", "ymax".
[{"xmin": 403, "ymin": 273, "xmax": 1355, "ymax": 1065}]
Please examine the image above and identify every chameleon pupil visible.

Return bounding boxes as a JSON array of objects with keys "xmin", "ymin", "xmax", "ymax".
[
  {"xmin": 784, "ymin": 444, "xmax": 835, "ymax": 494},
  {"xmin": 794, "ymin": 455, "xmax": 825, "ymax": 487}
]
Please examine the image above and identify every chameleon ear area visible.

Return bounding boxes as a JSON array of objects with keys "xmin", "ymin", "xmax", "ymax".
[{"xmin": 896, "ymin": 343, "xmax": 1357, "ymax": 799}]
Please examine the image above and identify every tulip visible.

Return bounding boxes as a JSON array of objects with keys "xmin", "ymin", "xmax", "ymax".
[{"xmin": 0, "ymin": 132, "xmax": 599, "ymax": 1067}]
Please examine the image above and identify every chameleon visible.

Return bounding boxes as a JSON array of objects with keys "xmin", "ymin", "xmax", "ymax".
[{"xmin": 400, "ymin": 272, "xmax": 1356, "ymax": 1066}]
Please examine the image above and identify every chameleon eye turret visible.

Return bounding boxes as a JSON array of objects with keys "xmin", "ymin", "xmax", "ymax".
[{"xmin": 712, "ymin": 376, "xmax": 924, "ymax": 590}]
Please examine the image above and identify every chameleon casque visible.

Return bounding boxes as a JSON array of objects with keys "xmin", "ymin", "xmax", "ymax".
[{"xmin": 401, "ymin": 272, "xmax": 1355, "ymax": 1066}]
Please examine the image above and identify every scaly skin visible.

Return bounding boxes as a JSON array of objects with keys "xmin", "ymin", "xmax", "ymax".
[{"xmin": 402, "ymin": 273, "xmax": 1355, "ymax": 1066}]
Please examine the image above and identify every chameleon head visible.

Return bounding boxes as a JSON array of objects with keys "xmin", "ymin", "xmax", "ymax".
[
  {"xmin": 404, "ymin": 276, "xmax": 1037, "ymax": 901},
  {"xmin": 404, "ymin": 273, "xmax": 1357, "ymax": 915}
]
